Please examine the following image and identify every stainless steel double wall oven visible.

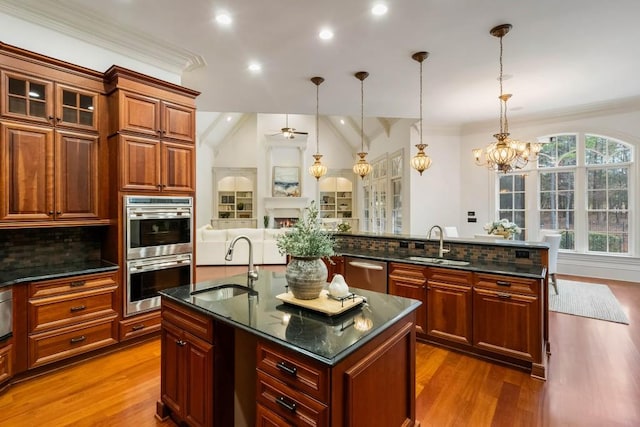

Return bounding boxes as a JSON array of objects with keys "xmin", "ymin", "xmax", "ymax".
[{"xmin": 124, "ymin": 196, "xmax": 193, "ymax": 316}]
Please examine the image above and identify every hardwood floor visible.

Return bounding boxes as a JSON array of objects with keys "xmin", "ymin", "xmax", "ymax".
[{"xmin": 1, "ymin": 269, "xmax": 638, "ymax": 426}]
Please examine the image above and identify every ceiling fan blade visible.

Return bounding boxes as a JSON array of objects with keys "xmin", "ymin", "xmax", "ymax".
[{"xmin": 293, "ymin": 131, "xmax": 308, "ymax": 135}]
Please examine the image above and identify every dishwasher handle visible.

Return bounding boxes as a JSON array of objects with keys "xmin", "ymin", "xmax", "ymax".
[{"xmin": 348, "ymin": 261, "xmax": 384, "ymax": 271}]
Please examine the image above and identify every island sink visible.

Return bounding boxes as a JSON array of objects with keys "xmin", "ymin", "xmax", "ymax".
[
  {"xmin": 190, "ymin": 283, "xmax": 256, "ymax": 302},
  {"xmin": 407, "ymin": 256, "xmax": 470, "ymax": 266}
]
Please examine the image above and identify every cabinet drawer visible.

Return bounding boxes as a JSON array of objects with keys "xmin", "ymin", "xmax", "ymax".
[
  {"xmin": 429, "ymin": 267, "xmax": 472, "ymax": 285},
  {"xmin": 161, "ymin": 298, "xmax": 213, "ymax": 343},
  {"xmin": 256, "ymin": 371, "xmax": 328, "ymax": 427},
  {"xmin": 256, "ymin": 403, "xmax": 290, "ymax": 427},
  {"xmin": 473, "ymin": 273, "xmax": 540, "ymax": 295},
  {"xmin": 29, "ymin": 287, "xmax": 117, "ymax": 333},
  {"xmin": 0, "ymin": 344, "xmax": 13, "ymax": 385},
  {"xmin": 389, "ymin": 262, "xmax": 427, "ymax": 282},
  {"xmin": 256, "ymin": 341, "xmax": 329, "ymax": 403},
  {"xmin": 119, "ymin": 311, "xmax": 161, "ymax": 341},
  {"xmin": 28, "ymin": 316, "xmax": 118, "ymax": 369},
  {"xmin": 29, "ymin": 272, "xmax": 117, "ymax": 298}
]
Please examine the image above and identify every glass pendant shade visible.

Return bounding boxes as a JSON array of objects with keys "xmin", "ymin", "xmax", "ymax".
[
  {"xmin": 309, "ymin": 154, "xmax": 327, "ymax": 179},
  {"xmin": 353, "ymin": 71, "xmax": 371, "ymax": 179},
  {"xmin": 411, "ymin": 51, "xmax": 432, "ymax": 175},
  {"xmin": 308, "ymin": 76, "xmax": 327, "ymax": 180},
  {"xmin": 353, "ymin": 152, "xmax": 372, "ymax": 178},
  {"xmin": 410, "ymin": 144, "xmax": 432, "ymax": 175}
]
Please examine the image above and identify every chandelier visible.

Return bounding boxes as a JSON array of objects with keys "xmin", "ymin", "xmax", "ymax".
[
  {"xmin": 308, "ymin": 76, "xmax": 327, "ymax": 180},
  {"xmin": 410, "ymin": 51, "xmax": 433, "ymax": 175},
  {"xmin": 472, "ymin": 24, "xmax": 542, "ymax": 173},
  {"xmin": 353, "ymin": 71, "xmax": 372, "ymax": 179}
]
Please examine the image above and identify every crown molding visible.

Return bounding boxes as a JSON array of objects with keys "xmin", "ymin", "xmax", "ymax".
[
  {"xmin": 0, "ymin": 0, "xmax": 206, "ymax": 74},
  {"xmin": 461, "ymin": 96, "xmax": 640, "ymax": 135}
]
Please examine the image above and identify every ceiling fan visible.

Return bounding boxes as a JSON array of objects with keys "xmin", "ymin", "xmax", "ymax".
[{"xmin": 268, "ymin": 114, "xmax": 308, "ymax": 139}]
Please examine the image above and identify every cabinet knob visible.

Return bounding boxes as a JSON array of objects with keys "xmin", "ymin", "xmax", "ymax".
[
  {"xmin": 156, "ymin": 184, "xmax": 162, "ymax": 189},
  {"xmin": 176, "ymin": 340, "xmax": 187, "ymax": 347},
  {"xmin": 56, "ymin": 211, "xmax": 62, "ymax": 215},
  {"xmin": 48, "ymin": 211, "xmax": 54, "ymax": 216}
]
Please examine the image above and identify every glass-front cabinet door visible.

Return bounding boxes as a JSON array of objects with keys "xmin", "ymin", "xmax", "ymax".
[
  {"xmin": 1, "ymin": 71, "xmax": 53, "ymax": 125},
  {"xmin": 1, "ymin": 71, "xmax": 99, "ymax": 131},
  {"xmin": 56, "ymin": 84, "xmax": 99, "ymax": 131}
]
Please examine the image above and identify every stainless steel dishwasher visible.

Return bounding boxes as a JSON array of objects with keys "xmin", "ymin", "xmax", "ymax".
[
  {"xmin": 0, "ymin": 288, "xmax": 12, "ymax": 341},
  {"xmin": 343, "ymin": 256, "xmax": 388, "ymax": 293}
]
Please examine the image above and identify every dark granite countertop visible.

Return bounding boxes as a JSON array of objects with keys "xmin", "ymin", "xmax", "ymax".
[
  {"xmin": 160, "ymin": 271, "xmax": 421, "ymax": 366},
  {"xmin": 337, "ymin": 249, "xmax": 546, "ymax": 279},
  {"xmin": 0, "ymin": 260, "xmax": 119, "ymax": 287}
]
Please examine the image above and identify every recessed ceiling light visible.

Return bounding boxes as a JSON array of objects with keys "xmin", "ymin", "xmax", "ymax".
[
  {"xmin": 319, "ymin": 28, "xmax": 334, "ymax": 40},
  {"xmin": 215, "ymin": 13, "xmax": 232, "ymax": 25},
  {"xmin": 340, "ymin": 119, "xmax": 345, "ymax": 125},
  {"xmin": 248, "ymin": 62, "xmax": 262, "ymax": 72},
  {"xmin": 371, "ymin": 4, "xmax": 388, "ymax": 16},
  {"xmin": 226, "ymin": 116, "xmax": 232, "ymax": 122}
]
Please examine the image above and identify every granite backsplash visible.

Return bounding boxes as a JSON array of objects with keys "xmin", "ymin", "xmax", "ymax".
[{"xmin": 0, "ymin": 227, "xmax": 104, "ymax": 271}]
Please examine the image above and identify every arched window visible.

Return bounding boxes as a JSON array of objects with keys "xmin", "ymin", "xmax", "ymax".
[{"xmin": 535, "ymin": 133, "xmax": 633, "ymax": 254}]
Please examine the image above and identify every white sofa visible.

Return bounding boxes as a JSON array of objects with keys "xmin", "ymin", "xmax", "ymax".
[{"xmin": 196, "ymin": 226, "xmax": 288, "ymax": 266}]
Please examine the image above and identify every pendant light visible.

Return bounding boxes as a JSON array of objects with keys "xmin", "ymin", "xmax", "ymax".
[
  {"xmin": 353, "ymin": 71, "xmax": 372, "ymax": 179},
  {"xmin": 410, "ymin": 51, "xmax": 433, "ymax": 175},
  {"xmin": 472, "ymin": 24, "xmax": 543, "ymax": 173},
  {"xmin": 308, "ymin": 76, "xmax": 327, "ymax": 180}
]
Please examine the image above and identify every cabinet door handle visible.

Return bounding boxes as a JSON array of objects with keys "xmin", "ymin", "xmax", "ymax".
[
  {"xmin": 48, "ymin": 211, "xmax": 54, "ymax": 216},
  {"xmin": 176, "ymin": 340, "xmax": 187, "ymax": 347},
  {"xmin": 496, "ymin": 280, "xmax": 511, "ymax": 287},
  {"xmin": 132, "ymin": 324, "xmax": 145, "ymax": 331},
  {"xmin": 496, "ymin": 292, "xmax": 511, "ymax": 299},
  {"xmin": 70, "ymin": 305, "xmax": 86, "ymax": 312},
  {"xmin": 56, "ymin": 211, "xmax": 61, "ymax": 215},
  {"xmin": 276, "ymin": 396, "xmax": 297, "ymax": 413},
  {"xmin": 156, "ymin": 184, "xmax": 162, "ymax": 189},
  {"xmin": 70, "ymin": 280, "xmax": 86, "ymax": 288},
  {"xmin": 276, "ymin": 361, "xmax": 298, "ymax": 377},
  {"xmin": 70, "ymin": 335, "xmax": 86, "ymax": 344}
]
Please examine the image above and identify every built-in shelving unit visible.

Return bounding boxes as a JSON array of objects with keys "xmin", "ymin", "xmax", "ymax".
[
  {"xmin": 319, "ymin": 173, "xmax": 359, "ymax": 231},
  {"xmin": 212, "ymin": 168, "xmax": 257, "ymax": 229}
]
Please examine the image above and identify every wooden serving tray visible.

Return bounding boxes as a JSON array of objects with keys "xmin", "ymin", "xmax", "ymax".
[{"xmin": 276, "ymin": 290, "xmax": 364, "ymax": 316}]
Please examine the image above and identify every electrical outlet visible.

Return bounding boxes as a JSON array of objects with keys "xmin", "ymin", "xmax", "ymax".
[
  {"xmin": 414, "ymin": 242, "xmax": 425, "ymax": 250},
  {"xmin": 399, "ymin": 241, "xmax": 409, "ymax": 248},
  {"xmin": 515, "ymin": 250, "xmax": 530, "ymax": 259}
]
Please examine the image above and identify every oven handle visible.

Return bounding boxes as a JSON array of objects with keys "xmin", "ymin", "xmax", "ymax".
[
  {"xmin": 129, "ymin": 259, "xmax": 191, "ymax": 273},
  {"xmin": 128, "ymin": 212, "xmax": 191, "ymax": 220},
  {"xmin": 348, "ymin": 261, "xmax": 384, "ymax": 271}
]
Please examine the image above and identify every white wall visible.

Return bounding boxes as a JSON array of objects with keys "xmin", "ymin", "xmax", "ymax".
[{"xmin": 0, "ymin": 12, "xmax": 179, "ymax": 83}]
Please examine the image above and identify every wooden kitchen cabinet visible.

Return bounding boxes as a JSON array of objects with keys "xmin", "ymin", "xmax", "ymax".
[
  {"xmin": 388, "ymin": 262, "xmax": 428, "ymax": 337},
  {"xmin": 157, "ymin": 298, "xmax": 233, "ymax": 427},
  {"xmin": 1, "ymin": 70, "xmax": 100, "ymax": 132},
  {"xmin": 0, "ymin": 47, "xmax": 106, "ymax": 226},
  {"xmin": 426, "ymin": 267, "xmax": 473, "ymax": 346},
  {"xmin": 106, "ymin": 66, "xmax": 198, "ymax": 194},
  {"xmin": 255, "ymin": 311, "xmax": 417, "ymax": 427},
  {"xmin": 473, "ymin": 273, "xmax": 542, "ymax": 365},
  {"xmin": 25, "ymin": 271, "xmax": 118, "ymax": 369},
  {"xmin": 0, "ymin": 343, "xmax": 13, "ymax": 387}
]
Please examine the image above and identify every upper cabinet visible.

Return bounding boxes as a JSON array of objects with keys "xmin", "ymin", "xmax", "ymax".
[
  {"xmin": 1, "ymin": 70, "xmax": 100, "ymax": 132},
  {"xmin": 116, "ymin": 91, "xmax": 195, "ymax": 143},
  {"xmin": 0, "ymin": 44, "xmax": 106, "ymax": 226},
  {"xmin": 105, "ymin": 66, "xmax": 199, "ymax": 194}
]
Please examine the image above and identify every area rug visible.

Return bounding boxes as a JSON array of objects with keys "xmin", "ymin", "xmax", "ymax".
[{"xmin": 549, "ymin": 280, "xmax": 629, "ymax": 324}]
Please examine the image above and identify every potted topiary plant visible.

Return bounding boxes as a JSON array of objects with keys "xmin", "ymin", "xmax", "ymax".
[{"xmin": 276, "ymin": 201, "xmax": 335, "ymax": 299}]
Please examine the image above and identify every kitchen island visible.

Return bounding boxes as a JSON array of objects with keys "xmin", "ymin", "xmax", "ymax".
[{"xmin": 157, "ymin": 270, "xmax": 421, "ymax": 427}]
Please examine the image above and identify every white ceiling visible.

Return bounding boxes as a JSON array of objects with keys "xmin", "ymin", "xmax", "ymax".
[{"xmin": 3, "ymin": 0, "xmax": 640, "ymax": 129}]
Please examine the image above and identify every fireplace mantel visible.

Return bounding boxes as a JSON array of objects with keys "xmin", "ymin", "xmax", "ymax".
[{"xmin": 264, "ymin": 197, "xmax": 309, "ymax": 220}]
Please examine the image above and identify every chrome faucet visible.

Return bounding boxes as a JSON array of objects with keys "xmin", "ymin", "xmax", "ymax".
[
  {"xmin": 225, "ymin": 235, "xmax": 259, "ymax": 288},
  {"xmin": 427, "ymin": 225, "xmax": 450, "ymax": 258}
]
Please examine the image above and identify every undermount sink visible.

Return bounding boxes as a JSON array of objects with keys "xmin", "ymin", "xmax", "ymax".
[
  {"xmin": 190, "ymin": 284, "xmax": 256, "ymax": 302},
  {"xmin": 407, "ymin": 256, "xmax": 470, "ymax": 266}
]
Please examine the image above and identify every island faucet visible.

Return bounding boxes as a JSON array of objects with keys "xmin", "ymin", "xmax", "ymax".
[
  {"xmin": 427, "ymin": 225, "xmax": 450, "ymax": 258},
  {"xmin": 225, "ymin": 235, "xmax": 259, "ymax": 288}
]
